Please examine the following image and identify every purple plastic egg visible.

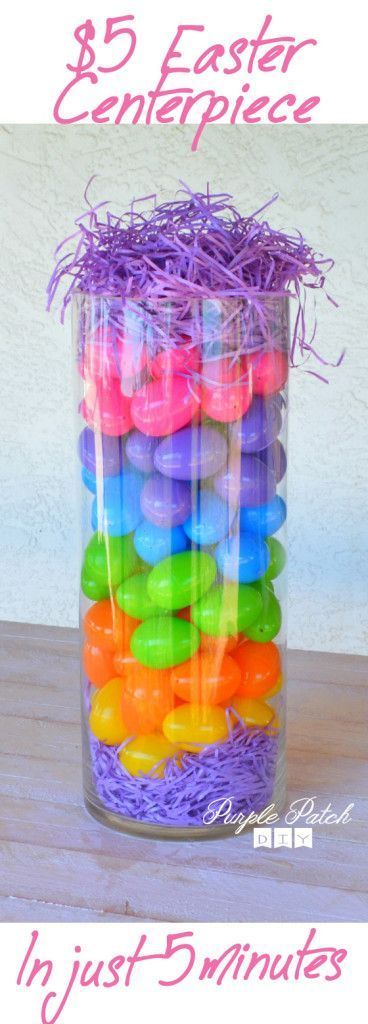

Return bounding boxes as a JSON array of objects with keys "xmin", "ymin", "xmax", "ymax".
[
  {"xmin": 154, "ymin": 426, "xmax": 227, "ymax": 481},
  {"xmin": 78, "ymin": 426, "xmax": 123, "ymax": 477},
  {"xmin": 233, "ymin": 396, "xmax": 282, "ymax": 453},
  {"xmin": 126, "ymin": 430, "xmax": 159, "ymax": 473},
  {"xmin": 214, "ymin": 453, "xmax": 276, "ymax": 508},
  {"xmin": 141, "ymin": 473, "xmax": 192, "ymax": 528},
  {"xmin": 259, "ymin": 440, "xmax": 287, "ymax": 483}
]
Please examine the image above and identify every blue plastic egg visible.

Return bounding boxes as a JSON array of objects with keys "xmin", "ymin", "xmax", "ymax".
[
  {"xmin": 91, "ymin": 469, "xmax": 145, "ymax": 536},
  {"xmin": 240, "ymin": 496, "xmax": 286, "ymax": 536},
  {"xmin": 134, "ymin": 519, "xmax": 188, "ymax": 565},
  {"xmin": 82, "ymin": 466, "xmax": 97, "ymax": 493},
  {"xmin": 215, "ymin": 532, "xmax": 270, "ymax": 583},
  {"xmin": 184, "ymin": 491, "xmax": 235, "ymax": 545}
]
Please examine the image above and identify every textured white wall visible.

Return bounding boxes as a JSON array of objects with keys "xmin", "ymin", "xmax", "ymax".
[{"xmin": 0, "ymin": 124, "xmax": 367, "ymax": 653}]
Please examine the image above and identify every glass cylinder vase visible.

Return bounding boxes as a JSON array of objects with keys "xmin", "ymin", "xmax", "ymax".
[{"xmin": 74, "ymin": 293, "xmax": 288, "ymax": 839}]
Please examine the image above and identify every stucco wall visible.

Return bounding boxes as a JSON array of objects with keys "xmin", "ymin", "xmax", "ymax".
[{"xmin": 0, "ymin": 123, "xmax": 367, "ymax": 653}]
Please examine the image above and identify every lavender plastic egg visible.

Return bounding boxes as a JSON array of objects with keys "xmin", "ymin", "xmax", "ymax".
[
  {"xmin": 141, "ymin": 473, "xmax": 192, "ymax": 528},
  {"xmin": 126, "ymin": 430, "xmax": 159, "ymax": 474},
  {"xmin": 214, "ymin": 454, "xmax": 276, "ymax": 508},
  {"xmin": 78, "ymin": 426, "xmax": 124, "ymax": 477},
  {"xmin": 215, "ymin": 532, "xmax": 270, "ymax": 584},
  {"xmin": 154, "ymin": 426, "xmax": 227, "ymax": 481},
  {"xmin": 259, "ymin": 440, "xmax": 287, "ymax": 483},
  {"xmin": 234, "ymin": 396, "xmax": 282, "ymax": 453}
]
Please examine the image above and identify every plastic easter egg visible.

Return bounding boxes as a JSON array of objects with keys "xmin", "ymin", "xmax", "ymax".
[
  {"xmin": 83, "ymin": 600, "xmax": 126, "ymax": 651},
  {"xmin": 131, "ymin": 377, "xmax": 200, "ymax": 436},
  {"xmin": 264, "ymin": 537, "xmax": 286, "ymax": 580},
  {"xmin": 201, "ymin": 357, "xmax": 252, "ymax": 423},
  {"xmin": 131, "ymin": 616, "xmax": 200, "ymax": 669},
  {"xmin": 214, "ymin": 453, "xmax": 276, "ymax": 508},
  {"xmin": 83, "ymin": 641, "xmax": 116, "ymax": 688},
  {"xmin": 264, "ymin": 673, "xmax": 283, "ymax": 699},
  {"xmin": 89, "ymin": 677, "xmax": 129, "ymax": 745},
  {"xmin": 170, "ymin": 653, "xmax": 241, "ymax": 705},
  {"xmin": 125, "ymin": 431, "xmax": 159, "ymax": 474},
  {"xmin": 147, "ymin": 551, "xmax": 217, "ymax": 611},
  {"xmin": 199, "ymin": 632, "xmax": 239, "ymax": 656},
  {"xmin": 112, "ymin": 626, "xmax": 141, "ymax": 675},
  {"xmin": 91, "ymin": 469, "xmax": 145, "ymax": 536},
  {"xmin": 134, "ymin": 519, "xmax": 188, "ymax": 566},
  {"xmin": 116, "ymin": 572, "xmax": 166, "ymax": 620},
  {"xmin": 233, "ymin": 640, "xmax": 281, "ymax": 699},
  {"xmin": 244, "ymin": 589, "xmax": 282, "ymax": 643},
  {"xmin": 230, "ymin": 696, "xmax": 278, "ymax": 729},
  {"xmin": 233, "ymin": 396, "xmax": 282, "ymax": 453},
  {"xmin": 82, "ymin": 325, "xmax": 147, "ymax": 382},
  {"xmin": 81, "ymin": 565, "xmax": 110, "ymax": 601},
  {"xmin": 191, "ymin": 584, "xmax": 262, "ymax": 637},
  {"xmin": 240, "ymin": 496, "xmax": 286, "ymax": 537},
  {"xmin": 81, "ymin": 379, "xmax": 133, "ymax": 436},
  {"xmin": 84, "ymin": 532, "xmax": 139, "ymax": 588},
  {"xmin": 81, "ymin": 466, "xmax": 97, "ymax": 493},
  {"xmin": 249, "ymin": 350, "xmax": 288, "ymax": 396},
  {"xmin": 150, "ymin": 341, "xmax": 200, "ymax": 379},
  {"xmin": 121, "ymin": 661, "xmax": 175, "ymax": 733},
  {"xmin": 78, "ymin": 426, "xmax": 124, "ymax": 477},
  {"xmin": 154, "ymin": 426, "xmax": 227, "ymax": 481},
  {"xmin": 141, "ymin": 473, "xmax": 192, "ymax": 528},
  {"xmin": 119, "ymin": 733, "xmax": 177, "ymax": 777},
  {"xmin": 184, "ymin": 491, "xmax": 235, "ymax": 545},
  {"xmin": 215, "ymin": 533, "xmax": 270, "ymax": 584},
  {"xmin": 163, "ymin": 703, "xmax": 228, "ymax": 751},
  {"xmin": 259, "ymin": 440, "xmax": 287, "ymax": 484}
]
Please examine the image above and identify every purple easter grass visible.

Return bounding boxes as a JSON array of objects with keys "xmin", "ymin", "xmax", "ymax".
[
  {"xmin": 47, "ymin": 181, "xmax": 343, "ymax": 383},
  {"xmin": 89, "ymin": 711, "xmax": 279, "ymax": 828}
]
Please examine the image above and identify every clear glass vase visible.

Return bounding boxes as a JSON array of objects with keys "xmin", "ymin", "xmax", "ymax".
[{"xmin": 74, "ymin": 292, "xmax": 288, "ymax": 838}]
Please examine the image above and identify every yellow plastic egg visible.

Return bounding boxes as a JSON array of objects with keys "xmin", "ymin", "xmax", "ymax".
[
  {"xmin": 230, "ymin": 696, "xmax": 279, "ymax": 730},
  {"xmin": 264, "ymin": 672, "xmax": 284, "ymax": 699},
  {"xmin": 119, "ymin": 733, "xmax": 178, "ymax": 778},
  {"xmin": 89, "ymin": 677, "xmax": 129, "ymax": 745},
  {"xmin": 163, "ymin": 703, "xmax": 228, "ymax": 752}
]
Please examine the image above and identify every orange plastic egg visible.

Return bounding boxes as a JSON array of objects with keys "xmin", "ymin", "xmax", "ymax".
[
  {"xmin": 230, "ymin": 696, "xmax": 279, "ymax": 730},
  {"xmin": 170, "ymin": 653, "xmax": 241, "ymax": 705},
  {"xmin": 89, "ymin": 677, "xmax": 129, "ymax": 745},
  {"xmin": 163, "ymin": 703, "xmax": 228, "ymax": 751},
  {"xmin": 83, "ymin": 600, "xmax": 139, "ymax": 652},
  {"xmin": 233, "ymin": 640, "xmax": 281, "ymax": 699},
  {"xmin": 200, "ymin": 631, "xmax": 239, "ymax": 655},
  {"xmin": 121, "ymin": 661, "xmax": 176, "ymax": 734},
  {"xmin": 264, "ymin": 672, "xmax": 283, "ymax": 699},
  {"xmin": 83, "ymin": 641, "xmax": 116, "ymax": 688},
  {"xmin": 119, "ymin": 733, "xmax": 178, "ymax": 778}
]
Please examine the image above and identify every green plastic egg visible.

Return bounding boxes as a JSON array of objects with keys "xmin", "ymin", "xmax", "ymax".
[
  {"xmin": 116, "ymin": 572, "xmax": 167, "ymax": 620},
  {"xmin": 244, "ymin": 589, "xmax": 282, "ymax": 643},
  {"xmin": 81, "ymin": 565, "xmax": 110, "ymax": 601},
  {"xmin": 147, "ymin": 551, "xmax": 217, "ymax": 611},
  {"xmin": 264, "ymin": 537, "xmax": 286, "ymax": 580},
  {"xmin": 191, "ymin": 583, "xmax": 262, "ymax": 637},
  {"xmin": 131, "ymin": 615, "xmax": 200, "ymax": 668},
  {"xmin": 84, "ymin": 532, "xmax": 138, "ymax": 589}
]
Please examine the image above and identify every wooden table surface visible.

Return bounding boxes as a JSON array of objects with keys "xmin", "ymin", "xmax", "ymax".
[{"xmin": 0, "ymin": 620, "xmax": 367, "ymax": 923}]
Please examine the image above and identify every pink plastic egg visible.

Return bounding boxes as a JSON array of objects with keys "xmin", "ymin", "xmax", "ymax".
[
  {"xmin": 201, "ymin": 357, "xmax": 252, "ymax": 423},
  {"xmin": 249, "ymin": 351, "xmax": 288, "ymax": 397},
  {"xmin": 150, "ymin": 340, "xmax": 200, "ymax": 379},
  {"xmin": 81, "ymin": 380, "xmax": 133, "ymax": 436},
  {"xmin": 131, "ymin": 377, "xmax": 200, "ymax": 437},
  {"xmin": 81, "ymin": 326, "xmax": 147, "ymax": 382}
]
